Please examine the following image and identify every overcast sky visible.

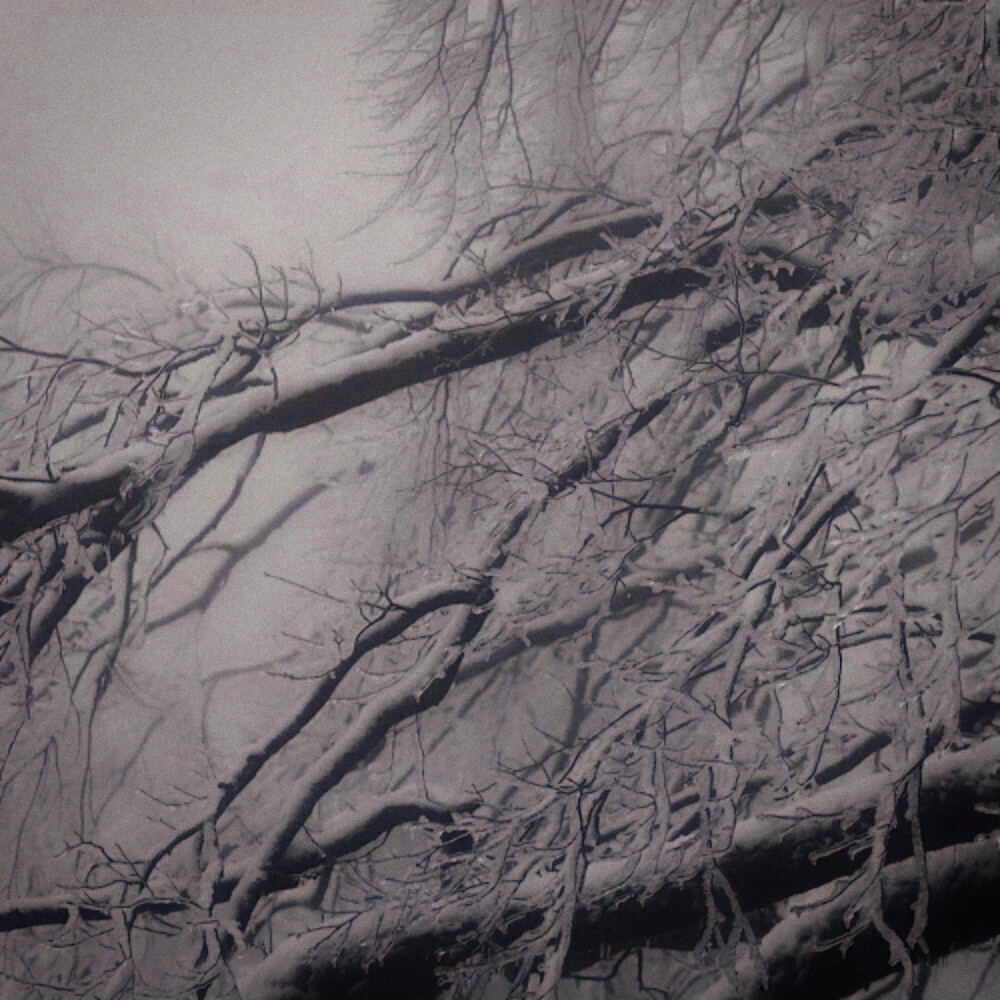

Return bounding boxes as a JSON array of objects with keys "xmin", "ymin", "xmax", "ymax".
[{"xmin": 0, "ymin": 1, "xmax": 431, "ymax": 291}]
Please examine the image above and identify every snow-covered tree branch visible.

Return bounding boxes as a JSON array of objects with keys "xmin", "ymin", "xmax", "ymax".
[{"xmin": 2, "ymin": 2, "xmax": 1000, "ymax": 998}]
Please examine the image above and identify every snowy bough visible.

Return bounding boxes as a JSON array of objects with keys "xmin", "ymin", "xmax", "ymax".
[{"xmin": 2, "ymin": 2, "xmax": 1000, "ymax": 998}]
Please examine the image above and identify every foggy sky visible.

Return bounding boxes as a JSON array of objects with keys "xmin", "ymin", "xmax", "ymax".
[{"xmin": 0, "ymin": 1, "xmax": 430, "ymax": 291}]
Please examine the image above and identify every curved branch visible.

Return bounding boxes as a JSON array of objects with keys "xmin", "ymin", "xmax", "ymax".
[
  {"xmin": 214, "ymin": 790, "xmax": 481, "ymax": 903},
  {"xmin": 0, "ymin": 245, "xmax": 717, "ymax": 542}
]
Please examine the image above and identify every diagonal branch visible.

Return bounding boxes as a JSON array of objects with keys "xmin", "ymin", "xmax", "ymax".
[{"xmin": 238, "ymin": 736, "xmax": 1000, "ymax": 999}]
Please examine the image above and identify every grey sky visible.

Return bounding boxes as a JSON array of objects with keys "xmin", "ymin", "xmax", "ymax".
[{"xmin": 0, "ymin": 2, "xmax": 429, "ymax": 290}]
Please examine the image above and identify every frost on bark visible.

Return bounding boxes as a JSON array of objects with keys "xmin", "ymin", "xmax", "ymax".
[{"xmin": 2, "ymin": 2, "xmax": 1000, "ymax": 999}]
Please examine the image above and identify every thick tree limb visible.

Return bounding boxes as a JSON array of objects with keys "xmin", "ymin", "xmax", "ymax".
[
  {"xmin": 0, "ymin": 894, "xmax": 186, "ymax": 934},
  {"xmin": 236, "ymin": 736, "xmax": 1000, "ymax": 999},
  {"xmin": 698, "ymin": 837, "xmax": 1000, "ymax": 1000},
  {"xmin": 0, "ymin": 250, "xmax": 704, "ymax": 542}
]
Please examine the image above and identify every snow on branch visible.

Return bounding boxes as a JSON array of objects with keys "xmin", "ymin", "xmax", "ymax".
[{"xmin": 238, "ymin": 736, "xmax": 1000, "ymax": 999}]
